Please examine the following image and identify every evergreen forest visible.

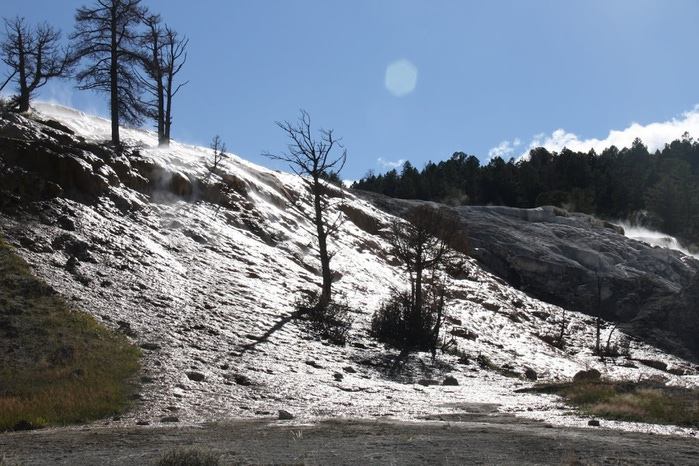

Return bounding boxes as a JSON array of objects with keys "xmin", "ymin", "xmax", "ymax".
[{"xmin": 352, "ymin": 135, "xmax": 699, "ymax": 248}]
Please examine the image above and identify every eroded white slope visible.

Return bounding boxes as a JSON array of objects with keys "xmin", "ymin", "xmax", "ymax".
[{"xmin": 4, "ymin": 103, "xmax": 696, "ymax": 435}]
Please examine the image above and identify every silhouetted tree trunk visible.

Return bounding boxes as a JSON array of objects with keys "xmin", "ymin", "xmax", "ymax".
[
  {"xmin": 263, "ymin": 110, "xmax": 346, "ymax": 310},
  {"xmin": 138, "ymin": 14, "xmax": 188, "ymax": 147},
  {"xmin": 390, "ymin": 205, "xmax": 462, "ymax": 350},
  {"xmin": 1, "ymin": 17, "xmax": 73, "ymax": 112},
  {"xmin": 70, "ymin": 0, "xmax": 147, "ymax": 147}
]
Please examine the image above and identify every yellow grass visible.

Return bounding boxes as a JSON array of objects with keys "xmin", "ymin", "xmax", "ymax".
[{"xmin": 0, "ymin": 236, "xmax": 140, "ymax": 430}]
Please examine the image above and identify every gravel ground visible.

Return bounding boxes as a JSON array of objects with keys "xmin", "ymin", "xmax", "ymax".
[{"xmin": 2, "ymin": 411, "xmax": 699, "ymax": 465}]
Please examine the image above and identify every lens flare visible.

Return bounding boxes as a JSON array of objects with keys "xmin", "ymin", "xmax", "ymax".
[{"xmin": 384, "ymin": 59, "xmax": 418, "ymax": 97}]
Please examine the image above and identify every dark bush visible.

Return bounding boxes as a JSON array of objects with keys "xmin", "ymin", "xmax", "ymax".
[
  {"xmin": 155, "ymin": 447, "xmax": 220, "ymax": 466},
  {"xmin": 296, "ymin": 291, "xmax": 353, "ymax": 346},
  {"xmin": 371, "ymin": 287, "xmax": 443, "ymax": 351}
]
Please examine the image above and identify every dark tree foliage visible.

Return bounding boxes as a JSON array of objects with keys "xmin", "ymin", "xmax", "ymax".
[
  {"xmin": 0, "ymin": 16, "xmax": 73, "ymax": 112},
  {"xmin": 70, "ymin": 0, "xmax": 148, "ymax": 146},
  {"xmin": 352, "ymin": 136, "xmax": 699, "ymax": 246},
  {"xmin": 372, "ymin": 205, "xmax": 463, "ymax": 352}
]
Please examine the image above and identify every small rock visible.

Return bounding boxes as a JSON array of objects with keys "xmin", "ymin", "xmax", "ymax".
[
  {"xmin": 233, "ymin": 374, "xmax": 252, "ymax": 386},
  {"xmin": 482, "ymin": 301, "xmax": 501, "ymax": 312},
  {"xmin": 136, "ymin": 421, "xmax": 150, "ymax": 426},
  {"xmin": 443, "ymin": 376, "xmax": 459, "ymax": 386},
  {"xmin": 588, "ymin": 419, "xmax": 600, "ymax": 427},
  {"xmin": 417, "ymin": 379, "xmax": 440, "ymax": 386},
  {"xmin": 139, "ymin": 342, "xmax": 161, "ymax": 351},
  {"xmin": 343, "ymin": 366, "xmax": 357, "ymax": 373},
  {"xmin": 57, "ymin": 215, "xmax": 75, "ymax": 231},
  {"xmin": 12, "ymin": 420, "xmax": 34, "ymax": 431},
  {"xmin": 186, "ymin": 371, "xmax": 205, "ymax": 382},
  {"xmin": 333, "ymin": 372, "xmax": 344, "ymax": 381},
  {"xmin": 278, "ymin": 410, "xmax": 294, "ymax": 420},
  {"xmin": 161, "ymin": 416, "xmax": 179, "ymax": 423},
  {"xmin": 524, "ymin": 367, "xmax": 538, "ymax": 381}
]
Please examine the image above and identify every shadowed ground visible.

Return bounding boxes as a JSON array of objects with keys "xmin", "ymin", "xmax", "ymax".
[{"xmin": 2, "ymin": 414, "xmax": 698, "ymax": 465}]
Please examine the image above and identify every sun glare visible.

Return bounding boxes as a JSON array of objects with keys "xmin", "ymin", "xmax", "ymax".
[{"xmin": 384, "ymin": 59, "xmax": 418, "ymax": 97}]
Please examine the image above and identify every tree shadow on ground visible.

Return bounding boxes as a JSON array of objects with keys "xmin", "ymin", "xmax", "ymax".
[
  {"xmin": 351, "ymin": 348, "xmax": 458, "ymax": 383},
  {"xmin": 240, "ymin": 308, "xmax": 308, "ymax": 354}
]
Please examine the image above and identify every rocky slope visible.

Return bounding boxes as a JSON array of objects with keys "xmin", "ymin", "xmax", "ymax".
[
  {"xmin": 1, "ymin": 104, "xmax": 698, "ymax": 433},
  {"xmin": 355, "ymin": 193, "xmax": 699, "ymax": 361}
]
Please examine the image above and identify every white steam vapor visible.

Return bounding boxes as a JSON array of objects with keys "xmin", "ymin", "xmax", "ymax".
[
  {"xmin": 621, "ymin": 223, "xmax": 699, "ymax": 259},
  {"xmin": 489, "ymin": 106, "xmax": 699, "ymax": 160}
]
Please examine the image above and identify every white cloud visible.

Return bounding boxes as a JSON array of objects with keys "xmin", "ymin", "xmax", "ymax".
[
  {"xmin": 377, "ymin": 157, "xmax": 406, "ymax": 170},
  {"xmin": 488, "ymin": 138, "xmax": 521, "ymax": 160},
  {"xmin": 490, "ymin": 106, "xmax": 699, "ymax": 160}
]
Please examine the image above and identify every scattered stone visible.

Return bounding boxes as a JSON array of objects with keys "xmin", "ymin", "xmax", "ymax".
[
  {"xmin": 57, "ymin": 215, "xmax": 75, "ymax": 231},
  {"xmin": 161, "ymin": 416, "xmax": 179, "ymax": 423},
  {"xmin": 136, "ymin": 421, "xmax": 150, "ymax": 426},
  {"xmin": 636, "ymin": 359, "xmax": 668, "ymax": 371},
  {"xmin": 12, "ymin": 420, "xmax": 34, "ymax": 431},
  {"xmin": 139, "ymin": 342, "xmax": 161, "ymax": 351},
  {"xmin": 443, "ymin": 376, "xmax": 459, "ymax": 386},
  {"xmin": 305, "ymin": 360, "xmax": 323, "ymax": 369},
  {"xmin": 588, "ymin": 419, "xmax": 600, "ymax": 427},
  {"xmin": 278, "ymin": 410, "xmax": 294, "ymax": 420},
  {"xmin": 117, "ymin": 320, "xmax": 136, "ymax": 337},
  {"xmin": 233, "ymin": 374, "xmax": 253, "ymax": 386},
  {"xmin": 342, "ymin": 366, "xmax": 356, "ymax": 373},
  {"xmin": 333, "ymin": 372, "xmax": 344, "ymax": 381},
  {"xmin": 186, "ymin": 371, "xmax": 206, "ymax": 382},
  {"xmin": 417, "ymin": 379, "xmax": 440, "ymax": 387},
  {"xmin": 450, "ymin": 327, "xmax": 478, "ymax": 340},
  {"xmin": 524, "ymin": 367, "xmax": 538, "ymax": 381},
  {"xmin": 482, "ymin": 302, "xmax": 501, "ymax": 312}
]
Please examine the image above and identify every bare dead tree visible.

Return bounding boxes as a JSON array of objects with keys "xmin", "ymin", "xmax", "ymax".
[
  {"xmin": 594, "ymin": 269, "xmax": 604, "ymax": 355},
  {"xmin": 138, "ymin": 14, "xmax": 188, "ymax": 147},
  {"xmin": 209, "ymin": 134, "xmax": 226, "ymax": 173},
  {"xmin": 70, "ymin": 0, "xmax": 148, "ymax": 147},
  {"xmin": 373, "ymin": 205, "xmax": 463, "ymax": 352},
  {"xmin": 262, "ymin": 109, "xmax": 346, "ymax": 310},
  {"xmin": 0, "ymin": 16, "xmax": 73, "ymax": 112}
]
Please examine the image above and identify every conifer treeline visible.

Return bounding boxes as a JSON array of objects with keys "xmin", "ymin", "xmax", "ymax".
[{"xmin": 352, "ymin": 135, "xmax": 699, "ymax": 246}]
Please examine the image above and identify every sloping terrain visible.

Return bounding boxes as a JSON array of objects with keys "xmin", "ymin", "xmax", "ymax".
[{"xmin": 1, "ymin": 104, "xmax": 698, "ymax": 436}]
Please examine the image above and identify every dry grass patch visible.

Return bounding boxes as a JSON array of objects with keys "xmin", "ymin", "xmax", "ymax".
[
  {"xmin": 524, "ymin": 378, "xmax": 699, "ymax": 427},
  {"xmin": 0, "ymin": 236, "xmax": 140, "ymax": 431}
]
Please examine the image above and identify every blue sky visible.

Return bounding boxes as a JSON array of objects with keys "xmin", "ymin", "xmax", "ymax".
[{"xmin": 3, "ymin": 1, "xmax": 699, "ymax": 180}]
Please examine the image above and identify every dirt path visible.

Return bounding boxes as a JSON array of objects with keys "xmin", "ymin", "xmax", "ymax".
[{"xmin": 2, "ymin": 413, "xmax": 698, "ymax": 465}]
